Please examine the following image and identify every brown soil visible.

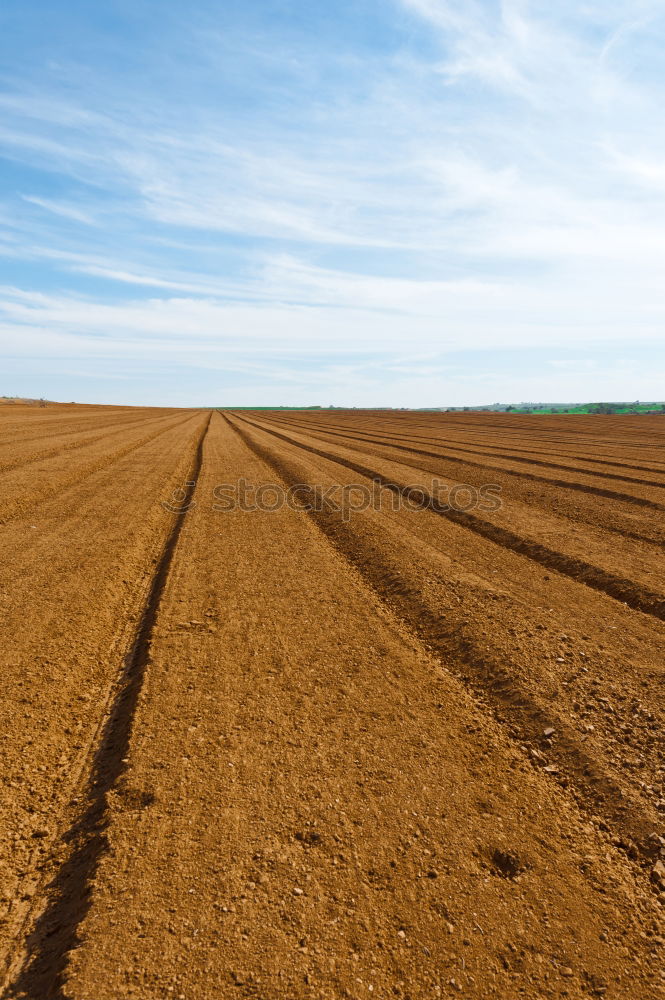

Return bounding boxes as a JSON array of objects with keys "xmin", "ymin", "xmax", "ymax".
[{"xmin": 0, "ymin": 407, "xmax": 663, "ymax": 999}]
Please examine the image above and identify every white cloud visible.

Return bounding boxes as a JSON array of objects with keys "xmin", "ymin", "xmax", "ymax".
[
  {"xmin": 1, "ymin": 1, "xmax": 664, "ymax": 403},
  {"xmin": 22, "ymin": 195, "xmax": 97, "ymax": 226}
]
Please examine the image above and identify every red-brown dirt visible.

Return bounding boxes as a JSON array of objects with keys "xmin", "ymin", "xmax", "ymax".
[{"xmin": 0, "ymin": 406, "xmax": 663, "ymax": 999}]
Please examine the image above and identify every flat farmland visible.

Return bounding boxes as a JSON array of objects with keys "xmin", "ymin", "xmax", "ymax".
[{"xmin": 0, "ymin": 405, "xmax": 663, "ymax": 999}]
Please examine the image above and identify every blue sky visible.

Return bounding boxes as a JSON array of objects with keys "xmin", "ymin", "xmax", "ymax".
[{"xmin": 1, "ymin": 0, "xmax": 664, "ymax": 406}]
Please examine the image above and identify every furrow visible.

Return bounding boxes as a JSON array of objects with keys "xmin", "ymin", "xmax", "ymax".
[
  {"xmin": 237, "ymin": 414, "xmax": 665, "ymax": 622},
  {"xmin": 1, "ymin": 414, "xmax": 212, "ymax": 1000}
]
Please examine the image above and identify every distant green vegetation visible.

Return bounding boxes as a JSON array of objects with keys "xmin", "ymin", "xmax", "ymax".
[
  {"xmin": 506, "ymin": 402, "xmax": 665, "ymax": 415},
  {"xmin": 420, "ymin": 401, "xmax": 665, "ymax": 415},
  {"xmin": 212, "ymin": 402, "xmax": 665, "ymax": 414}
]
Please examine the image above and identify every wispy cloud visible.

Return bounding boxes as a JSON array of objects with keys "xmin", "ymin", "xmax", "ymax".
[
  {"xmin": 0, "ymin": 0, "xmax": 664, "ymax": 404},
  {"xmin": 21, "ymin": 195, "xmax": 97, "ymax": 226}
]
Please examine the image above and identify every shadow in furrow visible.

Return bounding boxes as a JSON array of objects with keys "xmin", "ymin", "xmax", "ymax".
[
  {"xmin": 263, "ymin": 412, "xmax": 665, "ymax": 507},
  {"xmin": 266, "ymin": 412, "xmax": 665, "ymax": 486},
  {"xmin": 6, "ymin": 413, "xmax": 211, "ymax": 1000},
  {"xmin": 234, "ymin": 413, "xmax": 665, "ymax": 622},
  {"xmin": 226, "ymin": 413, "xmax": 662, "ymax": 863}
]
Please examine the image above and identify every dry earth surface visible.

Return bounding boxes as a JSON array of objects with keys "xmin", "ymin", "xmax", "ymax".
[{"xmin": 0, "ymin": 404, "xmax": 663, "ymax": 999}]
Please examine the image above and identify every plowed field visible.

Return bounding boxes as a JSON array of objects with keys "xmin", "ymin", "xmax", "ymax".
[{"xmin": 1, "ymin": 405, "xmax": 663, "ymax": 999}]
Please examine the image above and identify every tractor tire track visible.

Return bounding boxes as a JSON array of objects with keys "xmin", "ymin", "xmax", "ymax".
[
  {"xmin": 236, "ymin": 414, "xmax": 665, "ymax": 622},
  {"xmin": 0, "ymin": 412, "xmax": 201, "ymax": 527},
  {"xmin": 227, "ymin": 413, "xmax": 663, "ymax": 863},
  {"xmin": 264, "ymin": 415, "xmax": 665, "ymax": 506},
  {"xmin": 1, "ymin": 414, "xmax": 211, "ymax": 1000}
]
